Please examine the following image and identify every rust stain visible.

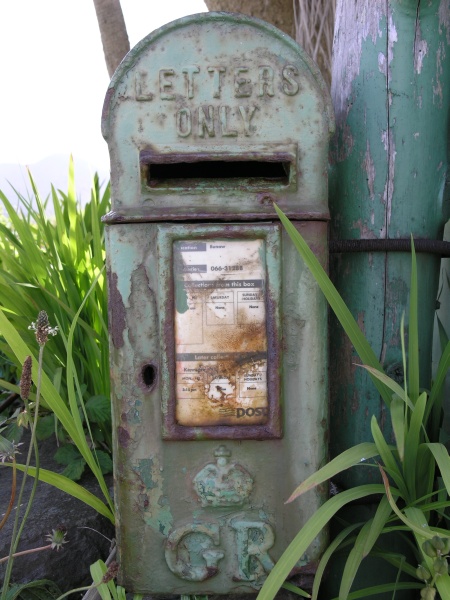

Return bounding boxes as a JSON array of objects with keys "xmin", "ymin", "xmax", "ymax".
[
  {"xmin": 357, "ymin": 311, "xmax": 366, "ymax": 336},
  {"xmin": 118, "ymin": 425, "xmax": 131, "ymax": 448},
  {"xmin": 107, "ymin": 269, "xmax": 126, "ymax": 349}
]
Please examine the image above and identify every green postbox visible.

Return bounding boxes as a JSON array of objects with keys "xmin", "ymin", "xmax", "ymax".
[{"xmin": 102, "ymin": 13, "xmax": 334, "ymax": 595}]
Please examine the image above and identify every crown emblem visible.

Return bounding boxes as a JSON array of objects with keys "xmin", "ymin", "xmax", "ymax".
[{"xmin": 193, "ymin": 445, "xmax": 253, "ymax": 507}]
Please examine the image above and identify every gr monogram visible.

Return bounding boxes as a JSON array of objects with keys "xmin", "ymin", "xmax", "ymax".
[{"xmin": 165, "ymin": 518, "xmax": 275, "ymax": 584}]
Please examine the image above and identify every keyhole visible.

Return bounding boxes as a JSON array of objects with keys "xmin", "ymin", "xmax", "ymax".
[{"xmin": 141, "ymin": 363, "xmax": 157, "ymax": 390}]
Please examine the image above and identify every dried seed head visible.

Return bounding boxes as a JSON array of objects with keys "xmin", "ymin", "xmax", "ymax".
[
  {"xmin": 45, "ymin": 525, "xmax": 68, "ymax": 551},
  {"xmin": 0, "ymin": 436, "xmax": 23, "ymax": 463},
  {"xmin": 28, "ymin": 311, "xmax": 58, "ymax": 346},
  {"xmin": 36, "ymin": 310, "xmax": 50, "ymax": 345},
  {"xmin": 19, "ymin": 355, "xmax": 33, "ymax": 400},
  {"xmin": 101, "ymin": 561, "xmax": 119, "ymax": 583}
]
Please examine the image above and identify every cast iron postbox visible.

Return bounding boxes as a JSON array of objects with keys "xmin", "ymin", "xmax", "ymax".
[{"xmin": 102, "ymin": 12, "xmax": 334, "ymax": 595}]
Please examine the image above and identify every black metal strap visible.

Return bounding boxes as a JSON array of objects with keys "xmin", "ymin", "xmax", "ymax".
[{"xmin": 329, "ymin": 239, "xmax": 450, "ymax": 257}]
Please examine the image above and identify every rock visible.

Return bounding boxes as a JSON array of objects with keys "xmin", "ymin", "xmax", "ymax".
[{"xmin": 0, "ymin": 430, "xmax": 114, "ymax": 598}]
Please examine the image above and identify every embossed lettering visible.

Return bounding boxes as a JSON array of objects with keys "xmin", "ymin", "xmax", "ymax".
[
  {"xmin": 198, "ymin": 106, "xmax": 215, "ymax": 137},
  {"xmin": 182, "ymin": 65, "xmax": 200, "ymax": 99},
  {"xmin": 207, "ymin": 66, "xmax": 226, "ymax": 98},
  {"xmin": 175, "ymin": 106, "xmax": 259, "ymax": 138},
  {"xmin": 258, "ymin": 66, "xmax": 274, "ymax": 97},
  {"xmin": 234, "ymin": 67, "xmax": 252, "ymax": 97},
  {"xmin": 282, "ymin": 64, "xmax": 299, "ymax": 96},
  {"xmin": 238, "ymin": 105, "xmax": 259, "ymax": 136},
  {"xmin": 220, "ymin": 105, "xmax": 238, "ymax": 137},
  {"xmin": 159, "ymin": 68, "xmax": 175, "ymax": 100},
  {"xmin": 165, "ymin": 523, "xmax": 224, "ymax": 581},
  {"xmin": 176, "ymin": 108, "xmax": 192, "ymax": 137},
  {"xmin": 135, "ymin": 72, "xmax": 154, "ymax": 101},
  {"xmin": 230, "ymin": 520, "xmax": 275, "ymax": 582}
]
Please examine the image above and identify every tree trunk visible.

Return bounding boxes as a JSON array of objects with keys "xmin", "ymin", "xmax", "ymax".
[
  {"xmin": 93, "ymin": 0, "xmax": 130, "ymax": 78},
  {"xmin": 203, "ymin": 0, "xmax": 295, "ymax": 38}
]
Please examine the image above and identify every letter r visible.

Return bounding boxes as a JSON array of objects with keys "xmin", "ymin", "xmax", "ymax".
[{"xmin": 230, "ymin": 519, "xmax": 275, "ymax": 582}]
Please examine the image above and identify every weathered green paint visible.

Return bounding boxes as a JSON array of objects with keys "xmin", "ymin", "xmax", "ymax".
[
  {"xmin": 103, "ymin": 12, "xmax": 333, "ymax": 594},
  {"xmin": 329, "ymin": 0, "xmax": 450, "ymax": 489}
]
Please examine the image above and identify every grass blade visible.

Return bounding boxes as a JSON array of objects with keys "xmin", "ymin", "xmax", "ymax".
[
  {"xmin": 5, "ymin": 462, "xmax": 114, "ymax": 522},
  {"xmin": 281, "ymin": 581, "xmax": 311, "ymax": 597},
  {"xmin": 339, "ymin": 496, "xmax": 392, "ymax": 600},
  {"xmin": 425, "ymin": 443, "xmax": 450, "ymax": 493},
  {"xmin": 359, "ymin": 365, "xmax": 413, "ymax": 410},
  {"xmin": 312, "ymin": 524, "xmax": 362, "ymax": 600},
  {"xmin": 404, "ymin": 392, "xmax": 427, "ymax": 498},
  {"xmin": 379, "ymin": 466, "xmax": 434, "ymax": 539},
  {"xmin": 408, "ymin": 238, "xmax": 420, "ymax": 404},
  {"xmin": 257, "ymin": 485, "xmax": 394, "ymax": 600},
  {"xmin": 427, "ymin": 338, "xmax": 450, "ymax": 433},
  {"xmin": 390, "ymin": 397, "xmax": 405, "ymax": 462},
  {"xmin": 370, "ymin": 417, "xmax": 408, "ymax": 498},
  {"xmin": 286, "ymin": 442, "xmax": 380, "ymax": 502},
  {"xmin": 331, "ymin": 582, "xmax": 422, "ymax": 599},
  {"xmin": 90, "ymin": 560, "xmax": 112, "ymax": 600},
  {"xmin": 273, "ymin": 203, "xmax": 392, "ymax": 406}
]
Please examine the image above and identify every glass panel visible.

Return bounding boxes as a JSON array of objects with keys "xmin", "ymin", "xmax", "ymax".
[{"xmin": 174, "ymin": 239, "xmax": 268, "ymax": 426}]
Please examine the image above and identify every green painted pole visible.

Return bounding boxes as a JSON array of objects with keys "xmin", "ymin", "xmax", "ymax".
[{"xmin": 329, "ymin": 0, "xmax": 450, "ymax": 489}]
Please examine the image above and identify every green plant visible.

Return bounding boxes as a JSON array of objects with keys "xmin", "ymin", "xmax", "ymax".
[
  {"xmin": 0, "ymin": 161, "xmax": 111, "ymax": 459},
  {"xmin": 1, "ymin": 312, "xmax": 60, "ymax": 598},
  {"xmin": 52, "ymin": 559, "xmax": 143, "ymax": 600},
  {"xmin": 0, "ymin": 307, "xmax": 114, "ymax": 523},
  {"xmin": 257, "ymin": 205, "xmax": 450, "ymax": 599},
  {"xmin": 1, "ymin": 580, "xmax": 62, "ymax": 600}
]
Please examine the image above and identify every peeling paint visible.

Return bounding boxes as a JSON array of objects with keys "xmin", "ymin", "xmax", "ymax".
[
  {"xmin": 380, "ymin": 130, "xmax": 396, "ymax": 238},
  {"xmin": 378, "ymin": 51, "xmax": 387, "ymax": 75},
  {"xmin": 136, "ymin": 458, "xmax": 159, "ymax": 490},
  {"xmin": 352, "ymin": 218, "xmax": 377, "ymax": 239},
  {"xmin": 439, "ymin": 0, "xmax": 450, "ymax": 44},
  {"xmin": 387, "ymin": 13, "xmax": 398, "ymax": 71},
  {"xmin": 332, "ymin": 0, "xmax": 385, "ymax": 122},
  {"xmin": 414, "ymin": 31, "xmax": 428, "ymax": 74},
  {"xmin": 433, "ymin": 42, "xmax": 445, "ymax": 106}
]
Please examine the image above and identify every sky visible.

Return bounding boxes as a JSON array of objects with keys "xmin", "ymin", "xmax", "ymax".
[{"xmin": 0, "ymin": 0, "xmax": 207, "ymax": 201}]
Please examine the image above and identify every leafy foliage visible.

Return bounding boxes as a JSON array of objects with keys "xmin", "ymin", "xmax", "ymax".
[
  {"xmin": 0, "ymin": 160, "xmax": 110, "ymax": 411},
  {"xmin": 3, "ymin": 580, "xmax": 61, "ymax": 600},
  {"xmin": 0, "ymin": 166, "xmax": 114, "ymax": 519},
  {"xmin": 0, "ymin": 162, "xmax": 112, "ymax": 461},
  {"xmin": 90, "ymin": 560, "xmax": 143, "ymax": 600},
  {"xmin": 257, "ymin": 205, "xmax": 450, "ymax": 599},
  {"xmin": 0, "ymin": 299, "xmax": 114, "ymax": 522}
]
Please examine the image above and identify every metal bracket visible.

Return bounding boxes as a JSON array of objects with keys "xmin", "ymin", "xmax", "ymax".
[{"xmin": 329, "ymin": 239, "xmax": 450, "ymax": 257}]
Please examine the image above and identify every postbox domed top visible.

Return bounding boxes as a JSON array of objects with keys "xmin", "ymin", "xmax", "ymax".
[{"xmin": 102, "ymin": 12, "xmax": 335, "ymax": 221}]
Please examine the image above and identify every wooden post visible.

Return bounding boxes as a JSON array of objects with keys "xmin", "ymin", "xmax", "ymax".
[{"xmin": 329, "ymin": 0, "xmax": 450, "ymax": 488}]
